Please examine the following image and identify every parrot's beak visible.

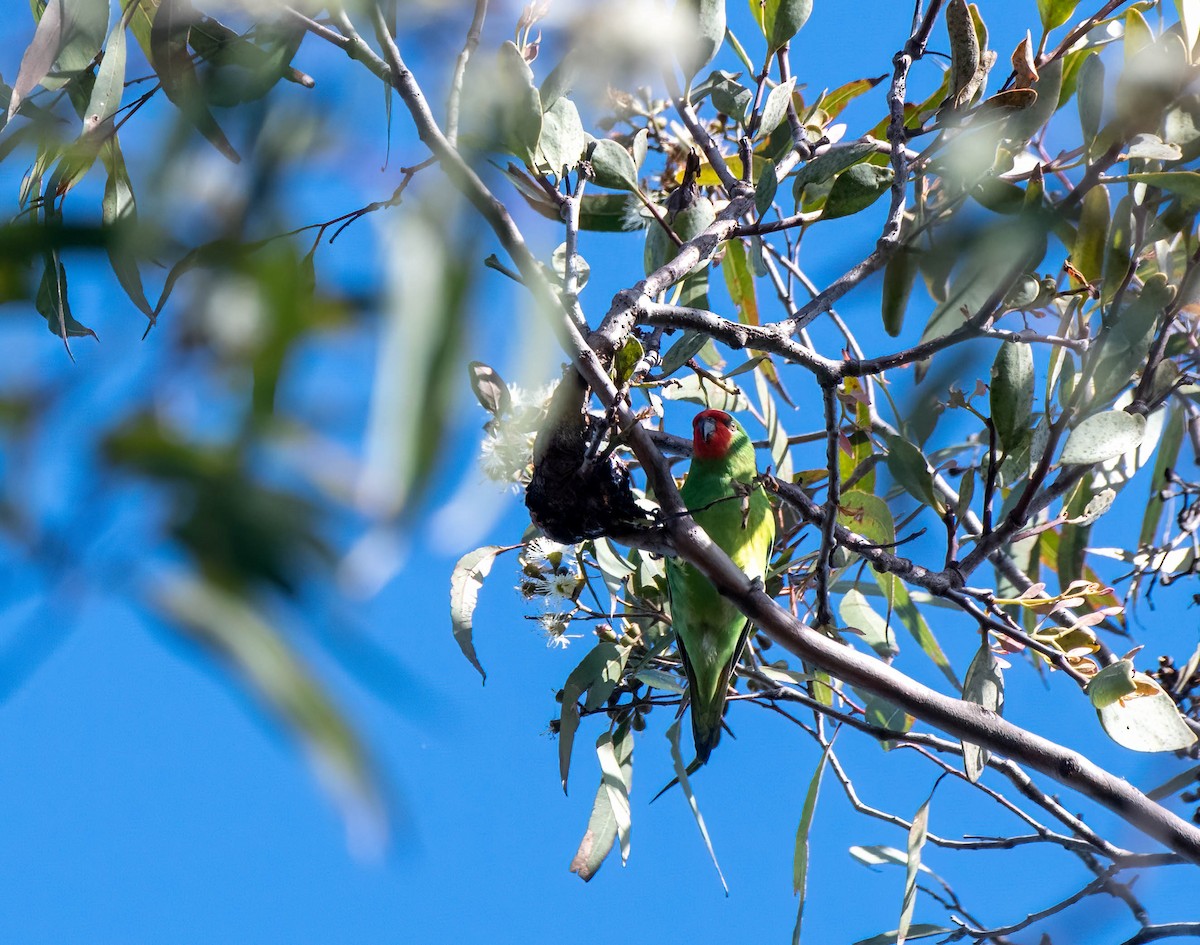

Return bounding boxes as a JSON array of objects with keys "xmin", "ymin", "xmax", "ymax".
[{"xmin": 696, "ymin": 416, "xmax": 718, "ymax": 442}]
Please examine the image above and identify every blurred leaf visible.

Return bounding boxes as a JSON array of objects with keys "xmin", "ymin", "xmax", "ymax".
[
  {"xmin": 961, "ymin": 643, "xmax": 1004, "ymax": 782},
  {"xmin": 666, "ymin": 718, "xmax": 728, "ymax": 894},
  {"xmin": 635, "ymin": 668, "xmax": 686, "ymax": 693},
  {"xmin": 570, "ymin": 724, "xmax": 634, "ymax": 880},
  {"xmin": 917, "ymin": 221, "xmax": 1046, "ymax": 352},
  {"xmin": 791, "ymin": 740, "xmax": 833, "ymax": 944},
  {"xmin": 990, "ymin": 341, "xmax": 1035, "ymax": 454},
  {"xmin": 675, "ymin": 0, "xmax": 725, "ymax": 83},
  {"xmin": 9, "ymin": 0, "xmax": 108, "ymax": 121},
  {"xmin": 450, "ymin": 545, "xmax": 503, "ymax": 683},
  {"xmin": 149, "ymin": 0, "xmax": 241, "ymax": 162},
  {"xmin": 156, "ymin": 574, "xmax": 383, "ymax": 842},
  {"xmin": 495, "ymin": 40, "xmax": 541, "ymax": 164},
  {"xmin": 360, "ymin": 206, "xmax": 473, "ymax": 518}
]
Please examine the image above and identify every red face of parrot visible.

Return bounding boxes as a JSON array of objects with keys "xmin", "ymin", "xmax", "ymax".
[{"xmin": 692, "ymin": 409, "xmax": 736, "ymax": 460}]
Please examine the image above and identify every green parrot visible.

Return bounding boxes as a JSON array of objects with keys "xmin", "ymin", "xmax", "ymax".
[{"xmin": 666, "ymin": 408, "xmax": 775, "ymax": 763}]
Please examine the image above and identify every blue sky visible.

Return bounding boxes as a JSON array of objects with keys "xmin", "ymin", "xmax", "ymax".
[{"xmin": 1, "ymin": 2, "xmax": 1200, "ymax": 943}]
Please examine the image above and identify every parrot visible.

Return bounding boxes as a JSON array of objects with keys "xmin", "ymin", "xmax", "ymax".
[{"xmin": 666, "ymin": 408, "xmax": 775, "ymax": 764}]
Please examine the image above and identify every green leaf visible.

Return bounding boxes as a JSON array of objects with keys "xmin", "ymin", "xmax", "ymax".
[
  {"xmin": 634, "ymin": 668, "xmax": 686, "ymax": 693},
  {"xmin": 1091, "ymin": 665, "xmax": 1199, "ymax": 752},
  {"xmin": 149, "ymin": 0, "xmax": 241, "ymax": 163},
  {"xmin": 852, "ymin": 925, "xmax": 954, "ymax": 945},
  {"xmin": 897, "ymin": 790, "xmax": 933, "ymax": 945},
  {"xmin": 675, "ymin": 0, "xmax": 726, "ymax": 83},
  {"xmin": 99, "ymin": 137, "xmax": 155, "ymax": 322},
  {"xmin": 757, "ymin": 77, "xmax": 796, "ymax": 139},
  {"xmin": 840, "ymin": 588, "xmax": 898, "ymax": 658},
  {"xmin": 569, "ymin": 724, "xmax": 635, "ymax": 880},
  {"xmin": 881, "ymin": 245, "xmax": 919, "ymax": 337},
  {"xmin": 83, "ymin": 16, "xmax": 127, "ymax": 133},
  {"xmin": 990, "ymin": 341, "xmax": 1035, "ymax": 454},
  {"xmin": 865, "ymin": 694, "xmax": 912, "ymax": 741},
  {"xmin": 818, "ymin": 74, "xmax": 887, "ymax": 121},
  {"xmin": 750, "ymin": 0, "xmax": 813, "ymax": 54},
  {"xmin": 36, "ymin": 253, "xmax": 97, "ymax": 350},
  {"xmin": 496, "ymin": 41, "xmax": 542, "ymax": 164},
  {"xmin": 885, "ymin": 434, "xmax": 939, "ymax": 510},
  {"xmin": 917, "ymin": 221, "xmax": 1046, "ymax": 349},
  {"xmin": 961, "ymin": 643, "xmax": 1004, "ymax": 782},
  {"xmin": 755, "ymin": 369, "xmax": 792, "ymax": 479},
  {"xmin": 1061, "ymin": 410, "xmax": 1146, "ymax": 465},
  {"xmin": 1073, "ymin": 184, "xmax": 1109, "ymax": 286},
  {"xmin": 449, "ymin": 545, "xmax": 503, "ymax": 683},
  {"xmin": 589, "ymin": 137, "xmax": 639, "ymax": 191},
  {"xmin": 1037, "ymin": 0, "xmax": 1080, "ymax": 31},
  {"xmin": 1110, "ymin": 172, "xmax": 1200, "ymax": 203},
  {"xmin": 1141, "ymin": 406, "xmax": 1185, "ymax": 547},
  {"xmin": 560, "ymin": 643, "xmax": 628, "ymax": 792},
  {"xmin": 894, "ymin": 581, "xmax": 960, "ymax": 690},
  {"xmin": 822, "ymin": 163, "xmax": 893, "ymax": 219},
  {"xmin": 9, "ymin": 0, "xmax": 109, "ymax": 121},
  {"xmin": 155, "ymin": 574, "xmax": 383, "ymax": 840},
  {"xmin": 667, "ymin": 719, "xmax": 728, "ymax": 894},
  {"xmin": 596, "ymin": 728, "xmax": 633, "ymax": 864},
  {"xmin": 1076, "ymin": 52, "xmax": 1104, "ymax": 152},
  {"xmin": 723, "ymin": 238, "xmax": 760, "ymax": 324},
  {"xmin": 792, "ymin": 141, "xmax": 881, "ymax": 204},
  {"xmin": 662, "ymin": 373, "xmax": 751, "ymax": 412},
  {"xmin": 791, "ymin": 740, "xmax": 833, "ymax": 944},
  {"xmin": 659, "ymin": 330, "xmax": 710, "ymax": 377},
  {"xmin": 754, "ymin": 158, "xmax": 778, "ymax": 216},
  {"xmin": 536, "ymin": 95, "xmax": 585, "ymax": 179}
]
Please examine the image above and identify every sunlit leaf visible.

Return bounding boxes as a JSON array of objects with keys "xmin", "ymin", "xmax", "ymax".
[
  {"xmin": 961, "ymin": 643, "xmax": 1004, "ymax": 782},
  {"xmin": 791, "ymin": 740, "xmax": 833, "ymax": 944},
  {"xmin": 570, "ymin": 724, "xmax": 634, "ymax": 880},
  {"xmin": 449, "ymin": 545, "xmax": 503, "ymax": 682},
  {"xmin": 1060, "ymin": 410, "xmax": 1146, "ymax": 465}
]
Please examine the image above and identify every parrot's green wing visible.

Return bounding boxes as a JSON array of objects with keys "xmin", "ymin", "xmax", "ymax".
[{"xmin": 667, "ymin": 423, "xmax": 774, "ymax": 763}]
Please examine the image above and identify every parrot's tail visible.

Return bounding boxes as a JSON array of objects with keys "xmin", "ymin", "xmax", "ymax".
[{"xmin": 690, "ymin": 694, "xmax": 727, "ymax": 765}]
